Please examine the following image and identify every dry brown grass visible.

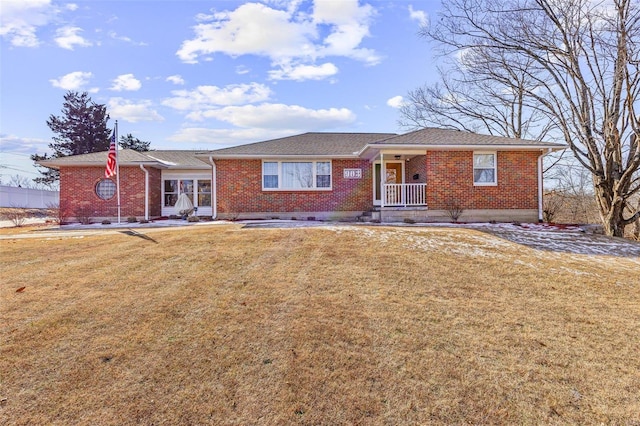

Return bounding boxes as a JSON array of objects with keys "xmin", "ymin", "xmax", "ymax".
[{"xmin": 1, "ymin": 224, "xmax": 639, "ymax": 425}]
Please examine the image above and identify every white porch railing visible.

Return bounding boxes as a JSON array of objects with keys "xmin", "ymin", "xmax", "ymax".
[{"xmin": 383, "ymin": 183, "xmax": 427, "ymax": 207}]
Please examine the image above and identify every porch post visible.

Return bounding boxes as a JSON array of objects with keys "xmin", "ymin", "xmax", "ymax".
[{"xmin": 380, "ymin": 152, "xmax": 385, "ymax": 208}]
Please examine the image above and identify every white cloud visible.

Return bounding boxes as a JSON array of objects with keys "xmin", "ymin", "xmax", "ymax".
[
  {"xmin": 166, "ymin": 75, "xmax": 185, "ymax": 85},
  {"xmin": 386, "ymin": 95, "xmax": 405, "ymax": 108},
  {"xmin": 235, "ymin": 65, "xmax": 250, "ymax": 75},
  {"xmin": 54, "ymin": 26, "xmax": 92, "ymax": 50},
  {"xmin": 107, "ymin": 98, "xmax": 164, "ymax": 123},
  {"xmin": 176, "ymin": 0, "xmax": 380, "ymax": 80},
  {"xmin": 110, "ymin": 74, "xmax": 142, "ymax": 91},
  {"xmin": 313, "ymin": 0, "xmax": 380, "ymax": 65},
  {"xmin": 162, "ymin": 83, "xmax": 272, "ymax": 111},
  {"xmin": 0, "ymin": 133, "xmax": 50, "ymax": 154},
  {"xmin": 167, "ymin": 127, "xmax": 296, "ymax": 145},
  {"xmin": 0, "ymin": 0, "xmax": 55, "ymax": 47},
  {"xmin": 408, "ymin": 5, "xmax": 428, "ymax": 27},
  {"xmin": 108, "ymin": 31, "xmax": 147, "ymax": 46},
  {"xmin": 49, "ymin": 71, "xmax": 93, "ymax": 90},
  {"xmin": 177, "ymin": 3, "xmax": 313, "ymax": 64},
  {"xmin": 188, "ymin": 103, "xmax": 356, "ymax": 129},
  {"xmin": 269, "ymin": 62, "xmax": 338, "ymax": 81},
  {"xmin": 65, "ymin": 3, "xmax": 78, "ymax": 11}
]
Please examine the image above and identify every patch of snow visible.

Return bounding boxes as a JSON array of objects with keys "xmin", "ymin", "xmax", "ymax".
[{"xmin": 0, "ymin": 217, "xmax": 56, "ymax": 228}]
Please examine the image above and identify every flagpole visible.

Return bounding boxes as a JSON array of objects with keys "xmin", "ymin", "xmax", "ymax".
[{"xmin": 115, "ymin": 120, "xmax": 121, "ymax": 224}]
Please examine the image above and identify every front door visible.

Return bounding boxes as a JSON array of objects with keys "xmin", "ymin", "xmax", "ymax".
[{"xmin": 374, "ymin": 161, "xmax": 404, "ymax": 205}]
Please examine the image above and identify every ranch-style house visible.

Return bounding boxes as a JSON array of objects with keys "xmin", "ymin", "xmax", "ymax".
[{"xmin": 39, "ymin": 127, "xmax": 565, "ymax": 223}]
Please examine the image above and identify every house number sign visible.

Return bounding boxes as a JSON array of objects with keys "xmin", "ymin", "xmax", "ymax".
[{"xmin": 343, "ymin": 168, "xmax": 362, "ymax": 179}]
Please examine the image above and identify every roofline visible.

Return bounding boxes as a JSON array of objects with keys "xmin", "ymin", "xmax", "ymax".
[
  {"xmin": 357, "ymin": 143, "xmax": 567, "ymax": 156},
  {"xmin": 197, "ymin": 153, "xmax": 360, "ymax": 160},
  {"xmin": 196, "ymin": 143, "xmax": 566, "ymax": 160},
  {"xmin": 37, "ymin": 160, "xmax": 211, "ymax": 170}
]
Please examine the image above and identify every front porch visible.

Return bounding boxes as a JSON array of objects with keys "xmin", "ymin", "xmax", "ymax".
[
  {"xmin": 372, "ymin": 151, "xmax": 429, "ymax": 208},
  {"xmin": 381, "ymin": 183, "xmax": 427, "ymax": 207}
]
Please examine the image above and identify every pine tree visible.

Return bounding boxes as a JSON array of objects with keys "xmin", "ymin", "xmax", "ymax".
[
  {"xmin": 119, "ymin": 133, "xmax": 151, "ymax": 152},
  {"xmin": 31, "ymin": 91, "xmax": 111, "ymax": 186}
]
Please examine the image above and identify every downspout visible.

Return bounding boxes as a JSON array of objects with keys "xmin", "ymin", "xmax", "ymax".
[
  {"xmin": 139, "ymin": 164, "xmax": 149, "ymax": 220},
  {"xmin": 537, "ymin": 149, "xmax": 551, "ymax": 223},
  {"xmin": 209, "ymin": 156, "xmax": 217, "ymax": 220},
  {"xmin": 380, "ymin": 152, "xmax": 385, "ymax": 209}
]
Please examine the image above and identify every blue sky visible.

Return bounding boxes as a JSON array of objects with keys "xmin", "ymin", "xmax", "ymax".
[{"xmin": 0, "ymin": 0, "xmax": 441, "ymax": 183}]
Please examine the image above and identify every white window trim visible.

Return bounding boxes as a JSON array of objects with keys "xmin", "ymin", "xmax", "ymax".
[
  {"xmin": 262, "ymin": 160, "xmax": 332, "ymax": 191},
  {"xmin": 473, "ymin": 151, "xmax": 498, "ymax": 186},
  {"xmin": 162, "ymin": 177, "xmax": 212, "ymax": 208}
]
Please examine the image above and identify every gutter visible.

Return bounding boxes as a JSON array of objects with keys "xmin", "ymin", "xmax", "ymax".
[
  {"xmin": 209, "ymin": 156, "xmax": 217, "ymax": 220},
  {"xmin": 198, "ymin": 153, "xmax": 357, "ymax": 160},
  {"xmin": 139, "ymin": 164, "xmax": 149, "ymax": 220},
  {"xmin": 537, "ymin": 148, "xmax": 553, "ymax": 222},
  {"xmin": 356, "ymin": 143, "xmax": 567, "ymax": 157}
]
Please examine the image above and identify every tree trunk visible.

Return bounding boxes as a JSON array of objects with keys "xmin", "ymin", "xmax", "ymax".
[
  {"xmin": 593, "ymin": 174, "xmax": 629, "ymax": 237},
  {"xmin": 631, "ymin": 199, "xmax": 640, "ymax": 241}
]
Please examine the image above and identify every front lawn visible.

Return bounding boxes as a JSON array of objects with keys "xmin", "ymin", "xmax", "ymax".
[{"xmin": 1, "ymin": 224, "xmax": 638, "ymax": 424}]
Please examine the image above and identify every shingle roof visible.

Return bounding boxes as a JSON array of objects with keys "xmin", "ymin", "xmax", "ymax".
[
  {"xmin": 371, "ymin": 127, "xmax": 565, "ymax": 148},
  {"xmin": 206, "ymin": 132, "xmax": 397, "ymax": 157},
  {"xmin": 143, "ymin": 151, "xmax": 211, "ymax": 167},
  {"xmin": 38, "ymin": 150, "xmax": 210, "ymax": 169},
  {"xmin": 39, "ymin": 128, "xmax": 566, "ymax": 169}
]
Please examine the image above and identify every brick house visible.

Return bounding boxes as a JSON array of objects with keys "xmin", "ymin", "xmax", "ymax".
[{"xmin": 39, "ymin": 128, "xmax": 565, "ymax": 223}]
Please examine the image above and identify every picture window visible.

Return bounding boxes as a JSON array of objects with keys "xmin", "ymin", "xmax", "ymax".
[{"xmin": 262, "ymin": 160, "xmax": 332, "ymax": 190}]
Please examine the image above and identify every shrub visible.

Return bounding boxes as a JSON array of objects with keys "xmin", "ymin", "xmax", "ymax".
[
  {"xmin": 187, "ymin": 215, "xmax": 200, "ymax": 223},
  {"xmin": 444, "ymin": 198, "xmax": 464, "ymax": 223},
  {"xmin": 3, "ymin": 207, "xmax": 29, "ymax": 227},
  {"xmin": 127, "ymin": 216, "xmax": 137, "ymax": 223},
  {"xmin": 74, "ymin": 205, "xmax": 93, "ymax": 225},
  {"xmin": 543, "ymin": 191, "xmax": 565, "ymax": 223},
  {"xmin": 102, "ymin": 220, "xmax": 111, "ymax": 225},
  {"xmin": 45, "ymin": 202, "xmax": 64, "ymax": 225}
]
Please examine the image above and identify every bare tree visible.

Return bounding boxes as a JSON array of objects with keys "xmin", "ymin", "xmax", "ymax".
[
  {"xmin": 400, "ymin": 51, "xmax": 554, "ymax": 142},
  {"xmin": 8, "ymin": 174, "xmax": 33, "ymax": 188},
  {"xmin": 408, "ymin": 0, "xmax": 640, "ymax": 237}
]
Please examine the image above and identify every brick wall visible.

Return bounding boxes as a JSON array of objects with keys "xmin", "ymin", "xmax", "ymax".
[
  {"xmin": 426, "ymin": 150, "xmax": 539, "ymax": 210},
  {"xmin": 60, "ymin": 166, "xmax": 160, "ymax": 220},
  {"xmin": 148, "ymin": 168, "xmax": 162, "ymax": 217},
  {"xmin": 215, "ymin": 159, "xmax": 373, "ymax": 214},
  {"xmin": 406, "ymin": 155, "xmax": 427, "ymax": 183}
]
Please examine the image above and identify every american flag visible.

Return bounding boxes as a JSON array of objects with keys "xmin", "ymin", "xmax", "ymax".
[{"xmin": 105, "ymin": 132, "xmax": 117, "ymax": 178}]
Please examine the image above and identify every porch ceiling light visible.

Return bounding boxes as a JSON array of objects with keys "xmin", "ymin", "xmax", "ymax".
[{"xmin": 394, "ymin": 155, "xmax": 401, "ymax": 160}]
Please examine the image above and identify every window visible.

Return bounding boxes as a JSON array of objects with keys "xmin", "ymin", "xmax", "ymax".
[
  {"xmin": 198, "ymin": 180, "xmax": 212, "ymax": 207},
  {"xmin": 163, "ymin": 179, "xmax": 210, "ymax": 208},
  {"xmin": 262, "ymin": 161, "xmax": 332, "ymax": 190},
  {"xmin": 316, "ymin": 162, "xmax": 331, "ymax": 188},
  {"xmin": 473, "ymin": 152, "xmax": 497, "ymax": 185},
  {"xmin": 263, "ymin": 162, "xmax": 278, "ymax": 189},
  {"xmin": 164, "ymin": 180, "xmax": 179, "ymax": 207},
  {"xmin": 282, "ymin": 162, "xmax": 313, "ymax": 188},
  {"xmin": 95, "ymin": 178, "xmax": 116, "ymax": 200}
]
